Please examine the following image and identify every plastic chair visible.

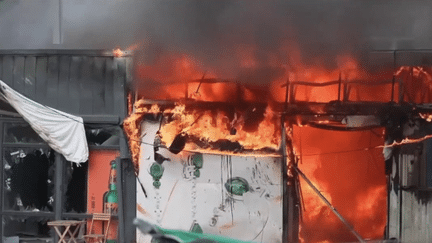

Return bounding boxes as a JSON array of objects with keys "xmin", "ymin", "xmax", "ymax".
[{"xmin": 83, "ymin": 213, "xmax": 112, "ymax": 243}]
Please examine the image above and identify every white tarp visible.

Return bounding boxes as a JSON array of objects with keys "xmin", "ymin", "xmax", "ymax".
[{"xmin": 0, "ymin": 80, "xmax": 88, "ymax": 163}]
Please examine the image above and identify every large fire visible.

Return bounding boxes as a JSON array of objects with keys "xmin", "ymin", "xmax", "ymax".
[
  {"xmin": 294, "ymin": 127, "xmax": 387, "ymax": 243},
  {"xmin": 123, "ymin": 43, "xmax": 432, "ymax": 242},
  {"xmin": 124, "ymin": 101, "xmax": 282, "ymax": 172},
  {"xmin": 159, "ymin": 105, "xmax": 281, "ymax": 152},
  {"xmin": 123, "ymin": 99, "xmax": 149, "ymax": 174}
]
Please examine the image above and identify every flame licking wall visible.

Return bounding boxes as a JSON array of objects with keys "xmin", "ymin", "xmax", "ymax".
[{"xmin": 125, "ymin": 102, "xmax": 388, "ymax": 242}]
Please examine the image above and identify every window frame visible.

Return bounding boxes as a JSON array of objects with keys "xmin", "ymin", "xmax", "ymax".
[{"xmin": 0, "ymin": 117, "xmax": 122, "ymax": 242}]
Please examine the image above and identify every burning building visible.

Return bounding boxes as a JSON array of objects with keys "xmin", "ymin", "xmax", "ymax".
[
  {"xmin": 126, "ymin": 48, "xmax": 432, "ymax": 243},
  {"xmin": 3, "ymin": 1, "xmax": 432, "ymax": 243}
]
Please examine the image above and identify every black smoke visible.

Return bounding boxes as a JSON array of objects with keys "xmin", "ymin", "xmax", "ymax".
[{"xmin": 1, "ymin": 0, "xmax": 432, "ymax": 81}]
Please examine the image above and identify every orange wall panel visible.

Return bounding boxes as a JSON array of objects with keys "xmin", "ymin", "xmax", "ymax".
[{"xmin": 87, "ymin": 150, "xmax": 120, "ymax": 238}]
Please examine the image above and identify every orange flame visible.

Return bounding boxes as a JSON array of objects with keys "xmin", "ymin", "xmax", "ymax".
[
  {"xmin": 295, "ymin": 127, "xmax": 386, "ymax": 243},
  {"xmin": 378, "ymin": 134, "xmax": 432, "ymax": 148},
  {"xmin": 123, "ymin": 101, "xmax": 159, "ymax": 174},
  {"xmin": 113, "ymin": 48, "xmax": 124, "ymax": 57},
  {"xmin": 159, "ymin": 105, "xmax": 281, "ymax": 153},
  {"xmin": 130, "ymin": 43, "xmax": 408, "ymax": 242},
  {"xmin": 420, "ymin": 113, "xmax": 432, "ymax": 122},
  {"xmin": 395, "ymin": 66, "xmax": 432, "ymax": 103},
  {"xmin": 112, "ymin": 44, "xmax": 140, "ymax": 57}
]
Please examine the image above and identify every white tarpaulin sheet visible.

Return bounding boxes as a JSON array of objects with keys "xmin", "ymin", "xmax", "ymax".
[{"xmin": 0, "ymin": 80, "xmax": 88, "ymax": 163}]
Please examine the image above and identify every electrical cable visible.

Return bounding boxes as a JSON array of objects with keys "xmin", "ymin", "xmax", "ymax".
[{"xmin": 299, "ymin": 146, "xmax": 382, "ymax": 157}]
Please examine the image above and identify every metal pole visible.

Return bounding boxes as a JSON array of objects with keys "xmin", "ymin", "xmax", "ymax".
[
  {"xmin": 398, "ymin": 154, "xmax": 403, "ymax": 239},
  {"xmin": 282, "ymin": 78, "xmax": 289, "ymax": 243},
  {"xmin": 281, "ymin": 115, "xmax": 289, "ymax": 243},
  {"xmin": 194, "ymin": 71, "xmax": 207, "ymax": 96},
  {"xmin": 116, "ymin": 157, "xmax": 125, "ymax": 243},
  {"xmin": 54, "ymin": 154, "xmax": 63, "ymax": 220},
  {"xmin": 281, "ymin": 79, "xmax": 299, "ymax": 242},
  {"xmin": 293, "ymin": 165, "xmax": 366, "ymax": 243},
  {"xmin": 343, "ymin": 76, "xmax": 349, "ymax": 102},
  {"xmin": 117, "ymin": 59, "xmax": 129, "ymax": 243},
  {"xmin": 54, "ymin": 153, "xmax": 63, "ymax": 243}
]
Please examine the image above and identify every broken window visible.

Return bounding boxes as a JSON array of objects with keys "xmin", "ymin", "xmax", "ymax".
[
  {"xmin": 63, "ymin": 161, "xmax": 88, "ymax": 213},
  {"xmin": 4, "ymin": 123, "xmax": 45, "ymax": 144},
  {"xmin": 2, "ymin": 215, "xmax": 53, "ymax": 240},
  {"xmin": 85, "ymin": 126, "xmax": 120, "ymax": 146},
  {"xmin": 3, "ymin": 147, "xmax": 55, "ymax": 212}
]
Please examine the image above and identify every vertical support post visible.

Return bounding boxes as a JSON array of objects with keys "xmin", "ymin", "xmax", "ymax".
[
  {"xmin": 386, "ymin": 169, "xmax": 390, "ymax": 239},
  {"xmin": 282, "ymin": 80, "xmax": 289, "ymax": 243},
  {"xmin": 287, "ymin": 125, "xmax": 300, "ymax": 243},
  {"xmin": 116, "ymin": 157, "xmax": 124, "ymax": 243},
  {"xmin": 54, "ymin": 154, "xmax": 63, "ymax": 220},
  {"xmin": 0, "ymin": 122, "xmax": 3, "ymax": 240},
  {"xmin": 281, "ymin": 84, "xmax": 299, "ymax": 242},
  {"xmin": 281, "ymin": 116, "xmax": 289, "ymax": 243},
  {"xmin": 398, "ymin": 153, "xmax": 403, "ymax": 240},
  {"xmin": 118, "ymin": 137, "xmax": 127, "ymax": 243},
  {"xmin": 121, "ymin": 158, "xmax": 137, "ymax": 242},
  {"xmin": 289, "ymin": 84, "xmax": 295, "ymax": 104},
  {"xmin": 117, "ymin": 59, "xmax": 129, "ymax": 243},
  {"xmin": 54, "ymin": 153, "xmax": 63, "ymax": 243},
  {"xmin": 385, "ymin": 140, "xmax": 392, "ymax": 239}
]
